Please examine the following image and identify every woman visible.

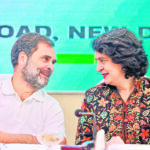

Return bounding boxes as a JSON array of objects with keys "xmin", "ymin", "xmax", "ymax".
[{"xmin": 75, "ymin": 28, "xmax": 150, "ymax": 145}]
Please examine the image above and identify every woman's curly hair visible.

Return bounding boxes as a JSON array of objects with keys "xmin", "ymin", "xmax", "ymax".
[{"xmin": 92, "ymin": 28, "xmax": 148, "ymax": 79}]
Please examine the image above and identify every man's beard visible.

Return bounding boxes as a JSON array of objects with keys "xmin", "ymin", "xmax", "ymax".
[{"xmin": 22, "ymin": 60, "xmax": 52, "ymax": 90}]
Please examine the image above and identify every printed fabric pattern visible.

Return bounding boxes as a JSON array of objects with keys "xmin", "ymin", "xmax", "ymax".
[{"xmin": 75, "ymin": 76, "xmax": 150, "ymax": 145}]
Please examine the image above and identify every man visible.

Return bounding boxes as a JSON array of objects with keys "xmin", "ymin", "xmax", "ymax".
[{"xmin": 0, "ymin": 33, "xmax": 66, "ymax": 144}]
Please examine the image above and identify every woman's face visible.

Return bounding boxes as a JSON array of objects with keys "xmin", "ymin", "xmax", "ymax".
[{"xmin": 95, "ymin": 51, "xmax": 125, "ymax": 86}]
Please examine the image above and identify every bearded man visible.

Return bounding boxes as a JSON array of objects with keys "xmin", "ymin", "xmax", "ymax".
[{"xmin": 0, "ymin": 33, "xmax": 66, "ymax": 144}]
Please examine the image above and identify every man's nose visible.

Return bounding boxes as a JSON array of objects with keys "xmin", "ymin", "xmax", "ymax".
[{"xmin": 47, "ymin": 62, "xmax": 54, "ymax": 71}]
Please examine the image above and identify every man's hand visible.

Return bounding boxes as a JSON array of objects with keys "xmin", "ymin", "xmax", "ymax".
[
  {"xmin": 38, "ymin": 133, "xmax": 67, "ymax": 145},
  {"xmin": 60, "ymin": 137, "xmax": 67, "ymax": 145},
  {"xmin": 0, "ymin": 131, "xmax": 39, "ymax": 144},
  {"xmin": 0, "ymin": 131, "xmax": 67, "ymax": 145},
  {"xmin": 106, "ymin": 136, "xmax": 124, "ymax": 146}
]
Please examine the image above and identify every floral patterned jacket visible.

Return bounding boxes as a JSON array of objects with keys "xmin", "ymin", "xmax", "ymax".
[{"xmin": 75, "ymin": 76, "xmax": 150, "ymax": 145}]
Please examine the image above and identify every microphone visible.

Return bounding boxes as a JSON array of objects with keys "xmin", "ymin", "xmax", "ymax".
[
  {"xmin": 75, "ymin": 109, "xmax": 97, "ymax": 140},
  {"xmin": 75, "ymin": 109, "xmax": 95, "ymax": 117}
]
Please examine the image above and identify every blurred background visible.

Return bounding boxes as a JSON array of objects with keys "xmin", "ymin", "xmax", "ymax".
[{"xmin": 1, "ymin": 0, "xmax": 150, "ymax": 92}]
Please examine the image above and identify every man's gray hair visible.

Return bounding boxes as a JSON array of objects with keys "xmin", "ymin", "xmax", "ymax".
[{"xmin": 11, "ymin": 33, "xmax": 54, "ymax": 68}]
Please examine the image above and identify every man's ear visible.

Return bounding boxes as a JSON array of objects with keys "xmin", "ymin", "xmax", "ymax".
[{"xmin": 18, "ymin": 51, "xmax": 28, "ymax": 67}]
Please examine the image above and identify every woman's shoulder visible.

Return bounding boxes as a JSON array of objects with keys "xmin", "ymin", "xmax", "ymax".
[
  {"xmin": 86, "ymin": 81, "xmax": 107, "ymax": 95},
  {"xmin": 143, "ymin": 76, "xmax": 150, "ymax": 86},
  {"xmin": 137, "ymin": 76, "xmax": 150, "ymax": 91}
]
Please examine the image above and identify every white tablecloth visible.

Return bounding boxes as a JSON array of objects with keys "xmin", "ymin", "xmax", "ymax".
[
  {"xmin": 107, "ymin": 144, "xmax": 150, "ymax": 150},
  {"xmin": 0, "ymin": 144, "xmax": 61, "ymax": 150}
]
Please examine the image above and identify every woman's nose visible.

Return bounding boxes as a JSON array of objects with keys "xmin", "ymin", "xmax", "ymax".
[{"xmin": 96, "ymin": 63, "xmax": 103, "ymax": 72}]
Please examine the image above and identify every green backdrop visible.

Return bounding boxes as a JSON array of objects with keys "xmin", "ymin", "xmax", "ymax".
[{"xmin": 0, "ymin": 0, "xmax": 150, "ymax": 91}]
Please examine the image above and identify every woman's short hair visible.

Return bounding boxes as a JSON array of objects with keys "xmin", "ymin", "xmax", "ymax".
[{"xmin": 92, "ymin": 28, "xmax": 148, "ymax": 79}]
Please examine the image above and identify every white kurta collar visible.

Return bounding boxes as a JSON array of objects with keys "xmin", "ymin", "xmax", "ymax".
[{"xmin": 1, "ymin": 75, "xmax": 47, "ymax": 102}]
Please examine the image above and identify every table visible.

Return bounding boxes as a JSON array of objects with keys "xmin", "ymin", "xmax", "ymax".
[{"xmin": 0, "ymin": 143, "xmax": 61, "ymax": 150}]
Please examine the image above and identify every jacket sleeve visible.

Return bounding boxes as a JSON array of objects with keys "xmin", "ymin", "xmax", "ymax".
[{"xmin": 75, "ymin": 90, "xmax": 95, "ymax": 145}]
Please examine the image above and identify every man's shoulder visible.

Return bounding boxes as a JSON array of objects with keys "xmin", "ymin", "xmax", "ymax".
[
  {"xmin": 0, "ymin": 74, "xmax": 12, "ymax": 92},
  {"xmin": 34, "ymin": 90, "xmax": 64, "ymax": 116},
  {"xmin": 38, "ymin": 90, "xmax": 60, "ymax": 105},
  {"xmin": 43, "ymin": 91, "xmax": 58, "ymax": 102}
]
